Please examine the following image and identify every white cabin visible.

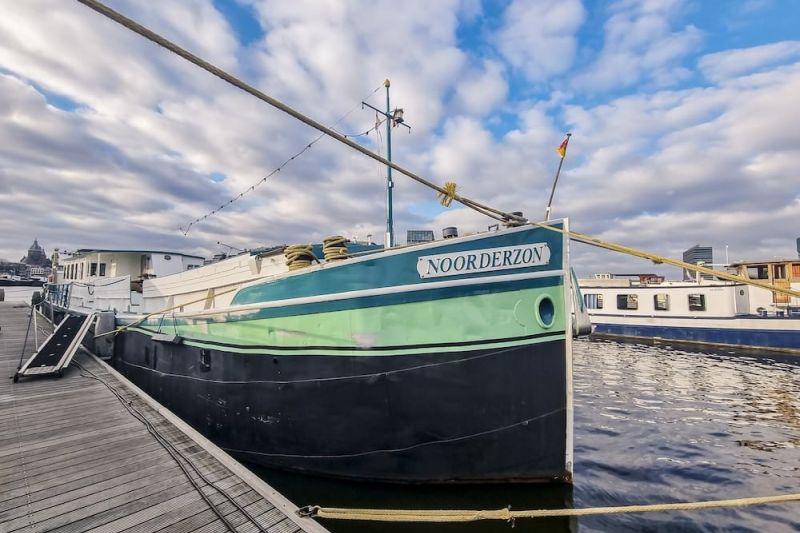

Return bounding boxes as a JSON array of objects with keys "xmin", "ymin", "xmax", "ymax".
[{"xmin": 54, "ymin": 249, "xmax": 203, "ymax": 313}]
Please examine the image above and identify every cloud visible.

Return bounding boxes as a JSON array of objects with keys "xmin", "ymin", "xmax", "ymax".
[
  {"xmin": 494, "ymin": 0, "xmax": 586, "ymax": 82},
  {"xmin": 698, "ymin": 41, "xmax": 800, "ymax": 83},
  {"xmin": 452, "ymin": 60, "xmax": 508, "ymax": 115},
  {"xmin": 573, "ymin": 0, "xmax": 701, "ymax": 92},
  {"xmin": 0, "ymin": 0, "xmax": 799, "ymax": 284}
]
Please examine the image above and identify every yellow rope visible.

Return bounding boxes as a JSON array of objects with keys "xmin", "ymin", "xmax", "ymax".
[
  {"xmin": 437, "ymin": 182, "xmax": 457, "ymax": 207},
  {"xmin": 322, "ymin": 236, "xmax": 350, "ymax": 261},
  {"xmin": 530, "ymin": 222, "xmax": 800, "ymax": 299},
  {"xmin": 304, "ymin": 492, "xmax": 800, "ymax": 522},
  {"xmin": 285, "ymin": 244, "xmax": 317, "ymax": 270}
]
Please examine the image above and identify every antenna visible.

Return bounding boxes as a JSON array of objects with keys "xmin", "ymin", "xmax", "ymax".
[{"xmin": 216, "ymin": 241, "xmax": 245, "ymax": 254}]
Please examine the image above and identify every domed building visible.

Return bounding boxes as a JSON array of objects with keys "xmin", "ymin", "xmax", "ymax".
[
  {"xmin": 21, "ymin": 239, "xmax": 52, "ymax": 268},
  {"xmin": 20, "ymin": 238, "xmax": 52, "ymax": 279}
]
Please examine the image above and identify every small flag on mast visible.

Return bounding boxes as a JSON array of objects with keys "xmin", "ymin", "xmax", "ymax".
[{"xmin": 556, "ymin": 136, "xmax": 570, "ymax": 158}]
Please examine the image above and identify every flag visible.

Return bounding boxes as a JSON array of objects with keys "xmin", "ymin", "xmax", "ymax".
[{"xmin": 556, "ymin": 136, "xmax": 569, "ymax": 158}]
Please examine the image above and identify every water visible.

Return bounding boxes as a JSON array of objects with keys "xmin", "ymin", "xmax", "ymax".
[
  {"xmin": 251, "ymin": 338, "xmax": 800, "ymax": 532},
  {"xmin": 1, "ymin": 286, "xmax": 39, "ymax": 303}
]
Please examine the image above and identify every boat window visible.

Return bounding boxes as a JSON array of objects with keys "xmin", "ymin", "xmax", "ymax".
[
  {"xmin": 654, "ymin": 293, "xmax": 669, "ymax": 311},
  {"xmin": 792, "ymin": 264, "xmax": 800, "ymax": 280},
  {"xmin": 773, "ymin": 264, "xmax": 786, "ymax": 280},
  {"xmin": 616, "ymin": 294, "xmax": 638, "ymax": 310},
  {"xmin": 99, "ymin": 263, "xmax": 106, "ymax": 276},
  {"xmin": 746, "ymin": 265, "xmax": 769, "ymax": 279},
  {"xmin": 90, "ymin": 262, "xmax": 98, "ymax": 276},
  {"xmin": 583, "ymin": 293, "xmax": 604, "ymax": 309},
  {"xmin": 688, "ymin": 294, "xmax": 706, "ymax": 311}
]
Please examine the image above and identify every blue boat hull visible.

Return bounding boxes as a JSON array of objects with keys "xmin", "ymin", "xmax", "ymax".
[{"xmin": 592, "ymin": 322, "xmax": 800, "ymax": 353}]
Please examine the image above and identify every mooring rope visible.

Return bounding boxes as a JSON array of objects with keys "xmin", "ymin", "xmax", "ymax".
[{"xmin": 299, "ymin": 492, "xmax": 800, "ymax": 522}]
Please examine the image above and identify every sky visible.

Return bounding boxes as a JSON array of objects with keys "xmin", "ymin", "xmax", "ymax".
[{"xmin": 1, "ymin": 0, "xmax": 799, "ymax": 277}]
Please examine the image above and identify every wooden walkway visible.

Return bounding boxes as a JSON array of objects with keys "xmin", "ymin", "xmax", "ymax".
[{"xmin": 0, "ymin": 302, "xmax": 327, "ymax": 533}]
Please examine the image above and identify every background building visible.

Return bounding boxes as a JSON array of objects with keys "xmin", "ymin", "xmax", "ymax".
[
  {"xmin": 407, "ymin": 230, "xmax": 434, "ymax": 244},
  {"xmin": 683, "ymin": 245, "xmax": 713, "ymax": 280},
  {"xmin": 0, "ymin": 239, "xmax": 53, "ymax": 279}
]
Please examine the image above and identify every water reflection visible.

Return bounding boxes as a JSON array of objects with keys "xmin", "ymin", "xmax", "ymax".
[
  {"xmin": 12, "ymin": 283, "xmax": 797, "ymax": 529},
  {"xmin": 249, "ymin": 465, "xmax": 576, "ymax": 533},
  {"xmin": 249, "ymin": 338, "xmax": 800, "ymax": 531}
]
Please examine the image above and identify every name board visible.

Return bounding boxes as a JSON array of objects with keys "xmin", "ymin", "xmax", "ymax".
[{"xmin": 417, "ymin": 243, "xmax": 551, "ymax": 279}]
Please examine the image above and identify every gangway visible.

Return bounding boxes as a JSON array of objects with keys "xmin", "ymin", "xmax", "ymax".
[{"xmin": 14, "ymin": 313, "xmax": 96, "ymax": 381}]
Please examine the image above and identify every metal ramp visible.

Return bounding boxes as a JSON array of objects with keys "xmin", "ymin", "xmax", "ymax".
[{"xmin": 15, "ymin": 313, "xmax": 96, "ymax": 380}]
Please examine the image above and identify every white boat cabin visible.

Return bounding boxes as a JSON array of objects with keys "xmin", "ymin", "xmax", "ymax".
[
  {"xmin": 579, "ymin": 258, "xmax": 800, "ymax": 319},
  {"xmin": 54, "ymin": 249, "xmax": 203, "ymax": 313}
]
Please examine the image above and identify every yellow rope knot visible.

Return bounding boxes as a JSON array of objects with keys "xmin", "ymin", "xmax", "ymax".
[{"xmin": 437, "ymin": 181, "xmax": 457, "ymax": 207}]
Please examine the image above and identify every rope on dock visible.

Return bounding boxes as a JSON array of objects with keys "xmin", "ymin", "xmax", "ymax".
[
  {"xmin": 73, "ymin": 358, "xmax": 268, "ymax": 533},
  {"xmin": 299, "ymin": 492, "xmax": 800, "ymax": 523}
]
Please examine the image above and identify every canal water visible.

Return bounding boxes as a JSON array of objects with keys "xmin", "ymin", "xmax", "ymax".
[
  {"xmin": 252, "ymin": 338, "xmax": 800, "ymax": 532},
  {"xmin": 8, "ymin": 287, "xmax": 797, "ymax": 531}
]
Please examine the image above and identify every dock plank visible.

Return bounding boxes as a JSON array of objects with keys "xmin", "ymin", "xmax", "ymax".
[{"xmin": 0, "ymin": 303, "xmax": 325, "ymax": 533}]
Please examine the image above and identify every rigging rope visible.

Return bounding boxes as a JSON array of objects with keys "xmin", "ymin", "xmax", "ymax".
[
  {"xmin": 74, "ymin": 0, "xmax": 524, "ymax": 227},
  {"xmin": 74, "ymin": 0, "xmax": 800, "ymax": 299},
  {"xmin": 530, "ymin": 222, "xmax": 800, "ymax": 299}
]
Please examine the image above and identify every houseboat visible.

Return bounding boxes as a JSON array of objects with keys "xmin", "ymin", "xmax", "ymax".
[
  {"xmin": 579, "ymin": 259, "xmax": 800, "ymax": 353},
  {"xmin": 47, "ymin": 222, "xmax": 579, "ymax": 484}
]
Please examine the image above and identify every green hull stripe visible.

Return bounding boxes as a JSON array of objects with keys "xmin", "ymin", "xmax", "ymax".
[
  {"xmin": 145, "ymin": 276, "xmax": 562, "ymax": 325},
  {"xmin": 135, "ymin": 285, "xmax": 566, "ymax": 356}
]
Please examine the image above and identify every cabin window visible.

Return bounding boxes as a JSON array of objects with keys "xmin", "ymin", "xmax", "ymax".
[
  {"xmin": 90, "ymin": 262, "xmax": 98, "ymax": 276},
  {"xmin": 792, "ymin": 264, "xmax": 800, "ymax": 280},
  {"xmin": 99, "ymin": 263, "xmax": 106, "ymax": 276},
  {"xmin": 746, "ymin": 265, "xmax": 769, "ymax": 280},
  {"xmin": 654, "ymin": 293, "xmax": 669, "ymax": 311},
  {"xmin": 616, "ymin": 294, "xmax": 638, "ymax": 310},
  {"xmin": 584, "ymin": 294, "xmax": 604, "ymax": 309},
  {"xmin": 773, "ymin": 264, "xmax": 786, "ymax": 280},
  {"xmin": 688, "ymin": 294, "xmax": 706, "ymax": 311}
]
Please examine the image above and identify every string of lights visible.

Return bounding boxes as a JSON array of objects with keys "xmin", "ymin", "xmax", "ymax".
[
  {"xmin": 339, "ymin": 115, "xmax": 387, "ymax": 139},
  {"xmin": 179, "ymin": 85, "xmax": 384, "ymax": 235}
]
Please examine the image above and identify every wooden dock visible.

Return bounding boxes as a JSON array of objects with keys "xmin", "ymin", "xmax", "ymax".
[{"xmin": 0, "ymin": 301, "xmax": 328, "ymax": 533}]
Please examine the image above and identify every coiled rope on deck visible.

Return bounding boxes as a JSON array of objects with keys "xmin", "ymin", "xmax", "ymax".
[
  {"xmin": 299, "ymin": 492, "xmax": 800, "ymax": 523},
  {"xmin": 322, "ymin": 236, "xmax": 349, "ymax": 261},
  {"xmin": 284, "ymin": 244, "xmax": 317, "ymax": 270}
]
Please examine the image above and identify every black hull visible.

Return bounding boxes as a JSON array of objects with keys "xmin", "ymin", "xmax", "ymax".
[{"xmin": 113, "ymin": 330, "xmax": 570, "ymax": 483}]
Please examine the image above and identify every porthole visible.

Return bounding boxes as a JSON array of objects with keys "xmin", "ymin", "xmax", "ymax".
[{"xmin": 535, "ymin": 294, "xmax": 555, "ymax": 328}]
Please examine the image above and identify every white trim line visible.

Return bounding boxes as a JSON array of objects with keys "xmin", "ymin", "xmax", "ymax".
[
  {"xmin": 123, "ymin": 268, "xmax": 565, "ymax": 322},
  {"xmin": 562, "ymin": 218, "xmax": 574, "ymax": 482}
]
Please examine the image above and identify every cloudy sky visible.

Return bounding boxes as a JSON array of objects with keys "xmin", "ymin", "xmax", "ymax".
[{"xmin": 1, "ymin": 0, "xmax": 798, "ymax": 276}]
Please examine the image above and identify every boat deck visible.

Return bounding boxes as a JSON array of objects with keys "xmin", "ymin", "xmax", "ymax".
[{"xmin": 0, "ymin": 301, "xmax": 327, "ymax": 533}]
